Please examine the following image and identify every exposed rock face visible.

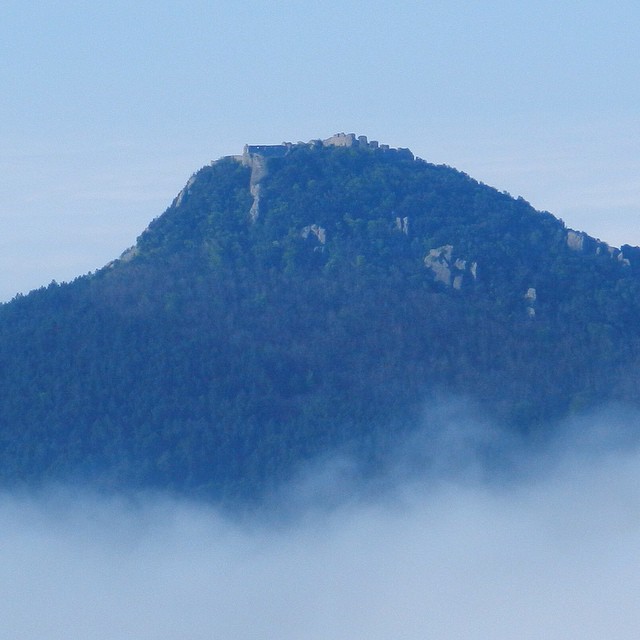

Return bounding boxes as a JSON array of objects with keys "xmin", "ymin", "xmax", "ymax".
[
  {"xmin": 424, "ymin": 245, "xmax": 477, "ymax": 290},
  {"xmin": 242, "ymin": 151, "xmax": 270, "ymax": 222},
  {"xmin": 118, "ymin": 246, "xmax": 138, "ymax": 263},
  {"xmin": 248, "ymin": 184, "xmax": 261, "ymax": 222},
  {"xmin": 174, "ymin": 175, "xmax": 197, "ymax": 208},
  {"xmin": 524, "ymin": 287, "xmax": 537, "ymax": 318},
  {"xmin": 395, "ymin": 216, "xmax": 409, "ymax": 235},
  {"xmin": 424, "ymin": 245, "xmax": 454, "ymax": 285},
  {"xmin": 566, "ymin": 229, "xmax": 631, "ymax": 266},
  {"xmin": 566, "ymin": 229, "xmax": 587, "ymax": 252},
  {"xmin": 301, "ymin": 224, "xmax": 327, "ymax": 245}
]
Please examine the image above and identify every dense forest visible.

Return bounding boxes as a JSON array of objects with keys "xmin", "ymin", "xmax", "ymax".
[{"xmin": 2, "ymin": 139, "xmax": 640, "ymax": 500}]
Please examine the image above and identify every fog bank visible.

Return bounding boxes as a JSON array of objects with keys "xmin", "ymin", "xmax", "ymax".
[{"xmin": 2, "ymin": 408, "xmax": 640, "ymax": 639}]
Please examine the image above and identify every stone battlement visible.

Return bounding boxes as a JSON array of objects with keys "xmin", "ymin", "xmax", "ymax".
[
  {"xmin": 243, "ymin": 143, "xmax": 293, "ymax": 159},
  {"xmin": 320, "ymin": 133, "xmax": 413, "ymax": 157},
  {"xmin": 321, "ymin": 133, "xmax": 383, "ymax": 149},
  {"xmin": 237, "ymin": 134, "xmax": 413, "ymax": 162}
]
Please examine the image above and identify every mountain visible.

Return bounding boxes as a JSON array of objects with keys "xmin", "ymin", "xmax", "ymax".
[{"xmin": 2, "ymin": 133, "xmax": 640, "ymax": 500}]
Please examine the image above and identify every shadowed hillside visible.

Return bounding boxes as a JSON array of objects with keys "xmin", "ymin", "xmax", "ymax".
[{"xmin": 2, "ymin": 135, "xmax": 640, "ymax": 499}]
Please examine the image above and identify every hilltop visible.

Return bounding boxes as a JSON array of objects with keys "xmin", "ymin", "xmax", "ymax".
[{"xmin": 1, "ymin": 135, "xmax": 640, "ymax": 500}]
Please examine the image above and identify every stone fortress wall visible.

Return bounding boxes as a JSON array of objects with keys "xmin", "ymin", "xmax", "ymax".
[{"xmin": 239, "ymin": 133, "xmax": 414, "ymax": 163}]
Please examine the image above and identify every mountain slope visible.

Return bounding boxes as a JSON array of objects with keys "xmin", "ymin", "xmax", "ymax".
[{"xmin": 2, "ymin": 135, "xmax": 640, "ymax": 499}]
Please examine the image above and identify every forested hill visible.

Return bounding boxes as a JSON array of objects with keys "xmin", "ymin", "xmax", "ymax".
[{"xmin": 2, "ymin": 135, "xmax": 640, "ymax": 500}]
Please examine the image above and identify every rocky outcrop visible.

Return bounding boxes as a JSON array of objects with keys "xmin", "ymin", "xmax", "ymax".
[
  {"xmin": 524, "ymin": 287, "xmax": 537, "ymax": 318},
  {"xmin": 395, "ymin": 216, "xmax": 409, "ymax": 235},
  {"xmin": 301, "ymin": 224, "xmax": 326, "ymax": 245},
  {"xmin": 566, "ymin": 229, "xmax": 588, "ymax": 252},
  {"xmin": 242, "ymin": 151, "xmax": 270, "ymax": 223},
  {"xmin": 566, "ymin": 229, "xmax": 631, "ymax": 266},
  {"xmin": 424, "ymin": 245, "xmax": 477, "ymax": 290},
  {"xmin": 174, "ymin": 175, "xmax": 197, "ymax": 208}
]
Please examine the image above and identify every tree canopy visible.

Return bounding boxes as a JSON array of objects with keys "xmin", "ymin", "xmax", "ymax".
[{"xmin": 1, "ymin": 142, "xmax": 639, "ymax": 500}]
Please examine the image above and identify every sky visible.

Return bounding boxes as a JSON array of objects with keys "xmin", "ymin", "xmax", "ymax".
[{"xmin": 2, "ymin": 1, "xmax": 640, "ymax": 301}]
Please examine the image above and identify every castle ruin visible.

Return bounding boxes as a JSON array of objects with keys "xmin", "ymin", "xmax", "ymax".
[
  {"xmin": 227, "ymin": 134, "xmax": 414, "ymax": 222},
  {"xmin": 236, "ymin": 133, "xmax": 413, "ymax": 165}
]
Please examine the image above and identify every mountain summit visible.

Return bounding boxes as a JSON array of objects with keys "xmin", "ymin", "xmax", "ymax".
[{"xmin": 1, "ymin": 135, "xmax": 640, "ymax": 499}]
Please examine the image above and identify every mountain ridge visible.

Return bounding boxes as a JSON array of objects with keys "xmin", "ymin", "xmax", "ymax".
[{"xmin": 2, "ymin": 135, "xmax": 640, "ymax": 500}]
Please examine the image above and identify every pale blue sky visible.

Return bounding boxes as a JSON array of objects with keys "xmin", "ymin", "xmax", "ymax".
[{"xmin": 2, "ymin": 0, "xmax": 640, "ymax": 301}]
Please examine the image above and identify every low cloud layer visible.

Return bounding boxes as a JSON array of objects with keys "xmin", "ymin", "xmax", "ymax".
[{"xmin": 2, "ymin": 406, "xmax": 640, "ymax": 639}]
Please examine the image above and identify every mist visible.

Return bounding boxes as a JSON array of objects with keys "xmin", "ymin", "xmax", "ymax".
[{"xmin": 2, "ymin": 404, "xmax": 640, "ymax": 639}]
